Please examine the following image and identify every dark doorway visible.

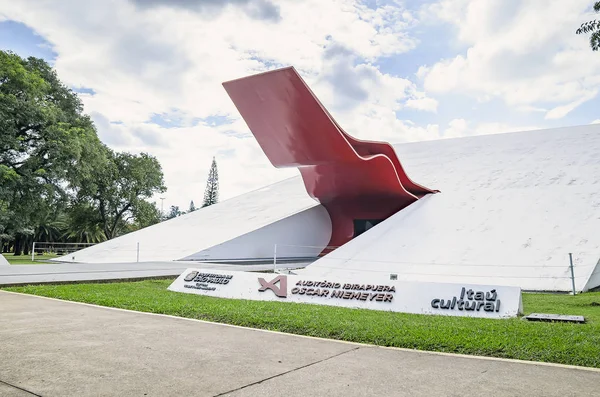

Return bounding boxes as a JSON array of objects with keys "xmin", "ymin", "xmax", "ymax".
[{"xmin": 353, "ymin": 219, "xmax": 384, "ymax": 238}]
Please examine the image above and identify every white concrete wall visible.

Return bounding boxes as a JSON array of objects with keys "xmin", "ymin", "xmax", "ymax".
[
  {"xmin": 183, "ymin": 205, "xmax": 331, "ymax": 261},
  {"xmin": 583, "ymin": 259, "xmax": 600, "ymax": 291},
  {"xmin": 303, "ymin": 124, "xmax": 600, "ymax": 292},
  {"xmin": 169, "ymin": 268, "xmax": 523, "ymax": 318},
  {"xmin": 53, "ymin": 176, "xmax": 320, "ymax": 264}
]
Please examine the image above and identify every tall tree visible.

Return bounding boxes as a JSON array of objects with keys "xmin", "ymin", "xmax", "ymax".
[
  {"xmin": 166, "ymin": 205, "xmax": 181, "ymax": 219},
  {"xmin": 1, "ymin": 50, "xmax": 170, "ymax": 251},
  {"xmin": 576, "ymin": 2, "xmax": 600, "ymax": 51},
  {"xmin": 77, "ymin": 150, "xmax": 167, "ymax": 239},
  {"xmin": 202, "ymin": 157, "xmax": 219, "ymax": 207},
  {"xmin": 0, "ymin": 50, "xmax": 105, "ymax": 254}
]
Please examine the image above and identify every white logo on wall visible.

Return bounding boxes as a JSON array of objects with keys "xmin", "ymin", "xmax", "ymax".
[{"xmin": 183, "ymin": 271, "xmax": 233, "ymax": 292}]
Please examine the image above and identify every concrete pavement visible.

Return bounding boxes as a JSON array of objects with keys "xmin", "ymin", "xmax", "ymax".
[{"xmin": 1, "ymin": 291, "xmax": 599, "ymax": 397}]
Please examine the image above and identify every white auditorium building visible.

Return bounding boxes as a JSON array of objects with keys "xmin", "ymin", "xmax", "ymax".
[{"xmin": 55, "ymin": 67, "xmax": 600, "ymax": 293}]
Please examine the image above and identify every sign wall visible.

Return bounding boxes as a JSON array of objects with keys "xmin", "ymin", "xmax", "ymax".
[{"xmin": 168, "ymin": 269, "xmax": 523, "ymax": 318}]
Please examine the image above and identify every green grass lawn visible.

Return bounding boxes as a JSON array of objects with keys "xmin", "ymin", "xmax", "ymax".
[
  {"xmin": 4, "ymin": 279, "xmax": 600, "ymax": 368},
  {"xmin": 2, "ymin": 253, "xmax": 59, "ymax": 265}
]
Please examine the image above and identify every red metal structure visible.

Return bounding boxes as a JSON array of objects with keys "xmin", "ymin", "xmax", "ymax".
[{"xmin": 223, "ymin": 66, "xmax": 437, "ymax": 251}]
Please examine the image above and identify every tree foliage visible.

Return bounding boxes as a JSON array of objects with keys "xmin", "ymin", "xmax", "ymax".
[
  {"xmin": 576, "ymin": 2, "xmax": 600, "ymax": 51},
  {"xmin": 166, "ymin": 205, "xmax": 182, "ymax": 219},
  {"xmin": 65, "ymin": 203, "xmax": 107, "ymax": 244},
  {"xmin": 1, "ymin": 50, "xmax": 103, "ymax": 253},
  {"xmin": 202, "ymin": 157, "xmax": 219, "ymax": 207},
  {"xmin": 130, "ymin": 200, "xmax": 162, "ymax": 231},
  {"xmin": 76, "ymin": 150, "xmax": 166, "ymax": 239},
  {"xmin": 0, "ymin": 50, "xmax": 167, "ymax": 253}
]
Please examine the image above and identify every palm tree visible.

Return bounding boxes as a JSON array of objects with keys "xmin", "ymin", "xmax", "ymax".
[
  {"xmin": 576, "ymin": 2, "xmax": 600, "ymax": 51},
  {"xmin": 34, "ymin": 212, "xmax": 68, "ymax": 243},
  {"xmin": 64, "ymin": 204, "xmax": 107, "ymax": 244}
]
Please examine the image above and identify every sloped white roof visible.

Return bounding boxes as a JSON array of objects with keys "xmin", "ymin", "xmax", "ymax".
[
  {"xmin": 55, "ymin": 177, "xmax": 319, "ymax": 263},
  {"xmin": 303, "ymin": 124, "xmax": 600, "ymax": 292}
]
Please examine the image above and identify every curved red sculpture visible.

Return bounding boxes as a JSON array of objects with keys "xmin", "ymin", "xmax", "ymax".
[{"xmin": 223, "ymin": 66, "xmax": 437, "ymax": 251}]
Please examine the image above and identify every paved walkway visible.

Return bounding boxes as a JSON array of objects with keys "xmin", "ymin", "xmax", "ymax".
[
  {"xmin": 0, "ymin": 261, "xmax": 308, "ymax": 286},
  {"xmin": 1, "ymin": 291, "xmax": 599, "ymax": 397}
]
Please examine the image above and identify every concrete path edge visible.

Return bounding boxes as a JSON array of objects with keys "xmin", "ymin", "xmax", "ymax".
[{"xmin": 1, "ymin": 289, "xmax": 599, "ymax": 373}]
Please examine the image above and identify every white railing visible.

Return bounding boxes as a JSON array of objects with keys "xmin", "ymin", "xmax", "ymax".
[{"xmin": 31, "ymin": 242, "xmax": 97, "ymax": 262}]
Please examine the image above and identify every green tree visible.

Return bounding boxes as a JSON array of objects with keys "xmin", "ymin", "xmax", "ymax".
[
  {"xmin": 189, "ymin": 200, "xmax": 196, "ymax": 212},
  {"xmin": 202, "ymin": 157, "xmax": 219, "ymax": 207},
  {"xmin": 77, "ymin": 149, "xmax": 167, "ymax": 239},
  {"xmin": 130, "ymin": 200, "xmax": 162, "ymax": 230},
  {"xmin": 166, "ymin": 205, "xmax": 181, "ymax": 219},
  {"xmin": 0, "ymin": 50, "xmax": 105, "ymax": 254},
  {"xmin": 64, "ymin": 204, "xmax": 106, "ymax": 244},
  {"xmin": 33, "ymin": 210, "xmax": 68, "ymax": 243},
  {"xmin": 576, "ymin": 2, "xmax": 600, "ymax": 51},
  {"xmin": 1, "ymin": 50, "xmax": 169, "ymax": 250}
]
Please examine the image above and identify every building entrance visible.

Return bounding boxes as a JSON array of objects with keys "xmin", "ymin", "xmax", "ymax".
[{"xmin": 353, "ymin": 219, "xmax": 383, "ymax": 238}]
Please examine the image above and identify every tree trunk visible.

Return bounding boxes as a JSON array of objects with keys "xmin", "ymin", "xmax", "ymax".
[
  {"xmin": 23, "ymin": 236, "xmax": 30, "ymax": 256},
  {"xmin": 13, "ymin": 235, "xmax": 23, "ymax": 256}
]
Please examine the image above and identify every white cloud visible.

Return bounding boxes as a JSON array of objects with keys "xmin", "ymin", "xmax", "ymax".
[
  {"xmin": 443, "ymin": 118, "xmax": 468, "ymax": 138},
  {"xmin": 592, "ymin": 120, "xmax": 600, "ymax": 124},
  {"xmin": 3, "ymin": 0, "xmax": 590, "ymax": 212},
  {"xmin": 0, "ymin": 0, "xmax": 432, "ymax": 210},
  {"xmin": 405, "ymin": 97, "xmax": 438, "ymax": 112},
  {"xmin": 545, "ymin": 90, "xmax": 598, "ymax": 119},
  {"xmin": 516, "ymin": 105, "xmax": 547, "ymax": 113},
  {"xmin": 305, "ymin": 43, "xmax": 441, "ymax": 144},
  {"xmin": 420, "ymin": 0, "xmax": 600, "ymax": 115}
]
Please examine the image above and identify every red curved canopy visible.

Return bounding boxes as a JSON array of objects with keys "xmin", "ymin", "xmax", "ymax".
[{"xmin": 223, "ymin": 66, "xmax": 437, "ymax": 250}]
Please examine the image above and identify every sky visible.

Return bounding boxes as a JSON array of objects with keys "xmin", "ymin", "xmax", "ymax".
[{"xmin": 2, "ymin": 0, "xmax": 600, "ymax": 212}]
